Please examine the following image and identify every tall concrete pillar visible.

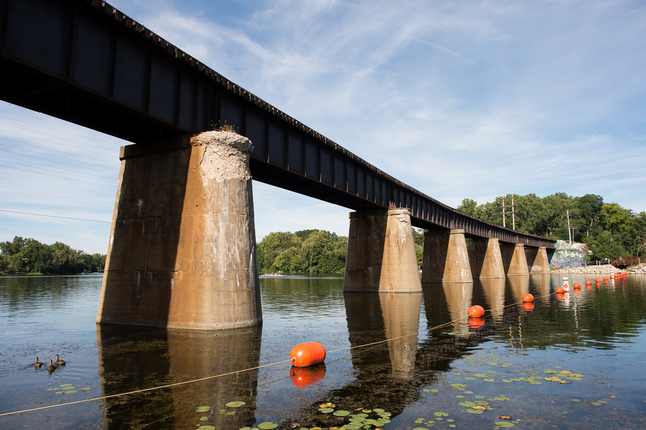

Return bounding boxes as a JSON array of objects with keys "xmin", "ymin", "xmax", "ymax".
[
  {"xmin": 97, "ymin": 131, "xmax": 262, "ymax": 330},
  {"xmin": 500, "ymin": 243, "xmax": 530, "ymax": 276},
  {"xmin": 527, "ymin": 246, "xmax": 551, "ymax": 273},
  {"xmin": 422, "ymin": 229, "xmax": 472, "ymax": 283},
  {"xmin": 343, "ymin": 208, "xmax": 422, "ymax": 293},
  {"xmin": 468, "ymin": 238, "xmax": 505, "ymax": 279}
]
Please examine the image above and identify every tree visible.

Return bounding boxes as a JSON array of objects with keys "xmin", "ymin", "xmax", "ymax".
[{"xmin": 457, "ymin": 198, "xmax": 478, "ymax": 216}]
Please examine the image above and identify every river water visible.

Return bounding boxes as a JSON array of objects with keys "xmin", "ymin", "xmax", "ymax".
[{"xmin": 0, "ymin": 273, "xmax": 645, "ymax": 429}]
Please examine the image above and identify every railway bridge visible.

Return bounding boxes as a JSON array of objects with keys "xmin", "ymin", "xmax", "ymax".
[{"xmin": 0, "ymin": 0, "xmax": 556, "ymax": 329}]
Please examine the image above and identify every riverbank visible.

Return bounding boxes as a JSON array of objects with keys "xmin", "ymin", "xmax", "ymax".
[{"xmin": 551, "ymin": 264, "xmax": 625, "ymax": 274}]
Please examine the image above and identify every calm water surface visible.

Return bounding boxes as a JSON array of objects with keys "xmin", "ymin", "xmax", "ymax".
[{"xmin": 1, "ymin": 273, "xmax": 645, "ymax": 429}]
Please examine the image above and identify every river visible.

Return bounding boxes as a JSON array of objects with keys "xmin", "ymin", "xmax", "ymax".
[{"xmin": 1, "ymin": 273, "xmax": 645, "ymax": 429}]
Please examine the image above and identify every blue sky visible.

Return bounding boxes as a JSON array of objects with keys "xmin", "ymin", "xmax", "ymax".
[{"xmin": 1, "ymin": 0, "xmax": 645, "ymax": 254}]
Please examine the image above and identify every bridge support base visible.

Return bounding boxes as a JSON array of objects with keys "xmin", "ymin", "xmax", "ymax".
[
  {"xmin": 527, "ymin": 246, "xmax": 551, "ymax": 273},
  {"xmin": 501, "ymin": 243, "xmax": 530, "ymax": 276},
  {"xmin": 97, "ymin": 131, "xmax": 262, "ymax": 330},
  {"xmin": 468, "ymin": 238, "xmax": 505, "ymax": 279},
  {"xmin": 343, "ymin": 209, "xmax": 422, "ymax": 292},
  {"xmin": 422, "ymin": 229, "xmax": 473, "ymax": 283}
]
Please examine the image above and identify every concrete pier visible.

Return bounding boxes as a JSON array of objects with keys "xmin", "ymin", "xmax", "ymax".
[
  {"xmin": 422, "ymin": 229, "xmax": 472, "ymax": 283},
  {"xmin": 527, "ymin": 246, "xmax": 551, "ymax": 273},
  {"xmin": 501, "ymin": 243, "xmax": 530, "ymax": 276},
  {"xmin": 97, "ymin": 131, "xmax": 262, "ymax": 330},
  {"xmin": 468, "ymin": 238, "xmax": 505, "ymax": 279},
  {"xmin": 344, "ymin": 209, "xmax": 421, "ymax": 292}
]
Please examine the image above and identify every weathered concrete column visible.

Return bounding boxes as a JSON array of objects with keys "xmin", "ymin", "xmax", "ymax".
[
  {"xmin": 343, "ymin": 208, "xmax": 421, "ymax": 293},
  {"xmin": 468, "ymin": 238, "xmax": 505, "ymax": 279},
  {"xmin": 500, "ymin": 243, "xmax": 530, "ymax": 276},
  {"xmin": 422, "ymin": 229, "xmax": 472, "ymax": 282},
  {"xmin": 527, "ymin": 246, "xmax": 551, "ymax": 273},
  {"xmin": 97, "ymin": 131, "xmax": 262, "ymax": 330}
]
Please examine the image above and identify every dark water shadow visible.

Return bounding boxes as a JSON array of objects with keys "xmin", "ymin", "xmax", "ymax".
[{"xmin": 97, "ymin": 324, "xmax": 262, "ymax": 429}]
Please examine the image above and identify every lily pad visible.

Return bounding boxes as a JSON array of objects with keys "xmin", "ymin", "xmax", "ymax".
[
  {"xmin": 434, "ymin": 412, "xmax": 449, "ymax": 417},
  {"xmin": 226, "ymin": 401, "xmax": 246, "ymax": 408},
  {"xmin": 467, "ymin": 408, "xmax": 484, "ymax": 414},
  {"xmin": 430, "ymin": 389, "xmax": 439, "ymax": 393},
  {"xmin": 64, "ymin": 390, "xmax": 77, "ymax": 394},
  {"xmin": 333, "ymin": 410, "xmax": 350, "ymax": 416},
  {"xmin": 459, "ymin": 401, "xmax": 476, "ymax": 407},
  {"xmin": 55, "ymin": 391, "xmax": 65, "ymax": 394},
  {"xmin": 495, "ymin": 421, "xmax": 515, "ymax": 427},
  {"xmin": 196, "ymin": 406, "xmax": 210, "ymax": 413},
  {"xmin": 257, "ymin": 423, "xmax": 278, "ymax": 429},
  {"xmin": 199, "ymin": 417, "xmax": 208, "ymax": 421},
  {"xmin": 197, "ymin": 427, "xmax": 215, "ymax": 430},
  {"xmin": 80, "ymin": 387, "xmax": 91, "ymax": 391},
  {"xmin": 318, "ymin": 407, "xmax": 334, "ymax": 413}
]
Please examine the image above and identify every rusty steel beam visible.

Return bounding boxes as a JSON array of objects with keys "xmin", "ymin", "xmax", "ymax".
[{"xmin": 0, "ymin": 0, "xmax": 556, "ymax": 249}]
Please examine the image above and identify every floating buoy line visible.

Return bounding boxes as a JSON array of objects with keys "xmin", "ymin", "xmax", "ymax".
[{"xmin": 0, "ymin": 287, "xmax": 580, "ymax": 418}]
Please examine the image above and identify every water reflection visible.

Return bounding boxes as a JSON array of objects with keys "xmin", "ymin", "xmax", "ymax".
[
  {"xmin": 478, "ymin": 278, "xmax": 505, "ymax": 321},
  {"xmin": 97, "ymin": 325, "xmax": 262, "ymax": 429},
  {"xmin": 423, "ymin": 282, "xmax": 472, "ymax": 335},
  {"xmin": 507, "ymin": 275, "xmax": 530, "ymax": 304},
  {"xmin": 378, "ymin": 293, "xmax": 421, "ymax": 378}
]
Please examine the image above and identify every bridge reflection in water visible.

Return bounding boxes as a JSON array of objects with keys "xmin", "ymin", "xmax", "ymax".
[
  {"xmin": 97, "ymin": 326, "xmax": 262, "ymax": 429},
  {"xmin": 95, "ymin": 275, "xmax": 552, "ymax": 429}
]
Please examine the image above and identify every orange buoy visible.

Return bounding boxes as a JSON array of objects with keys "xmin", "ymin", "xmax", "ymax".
[
  {"xmin": 573, "ymin": 283, "xmax": 581, "ymax": 289},
  {"xmin": 586, "ymin": 280, "xmax": 592, "ymax": 284},
  {"xmin": 290, "ymin": 341, "xmax": 326, "ymax": 367},
  {"xmin": 556, "ymin": 286, "xmax": 565, "ymax": 294},
  {"xmin": 468, "ymin": 317, "xmax": 485, "ymax": 328},
  {"xmin": 556, "ymin": 293, "xmax": 565, "ymax": 301},
  {"xmin": 290, "ymin": 364, "xmax": 326, "ymax": 387},
  {"xmin": 596, "ymin": 278, "xmax": 601, "ymax": 283},
  {"xmin": 522, "ymin": 293, "xmax": 534, "ymax": 303},
  {"xmin": 522, "ymin": 302, "xmax": 535, "ymax": 311},
  {"xmin": 467, "ymin": 305, "xmax": 485, "ymax": 318}
]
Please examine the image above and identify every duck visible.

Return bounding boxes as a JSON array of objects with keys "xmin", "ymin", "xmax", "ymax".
[
  {"xmin": 55, "ymin": 354, "xmax": 66, "ymax": 366},
  {"xmin": 46, "ymin": 359, "xmax": 57, "ymax": 372},
  {"xmin": 33, "ymin": 357, "xmax": 43, "ymax": 368}
]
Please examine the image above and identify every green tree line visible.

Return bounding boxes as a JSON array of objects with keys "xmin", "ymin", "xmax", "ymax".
[
  {"xmin": 457, "ymin": 193, "xmax": 646, "ymax": 261},
  {"xmin": 257, "ymin": 230, "xmax": 348, "ymax": 274},
  {"xmin": 0, "ymin": 236, "xmax": 106, "ymax": 275},
  {"xmin": 257, "ymin": 228, "xmax": 426, "ymax": 274}
]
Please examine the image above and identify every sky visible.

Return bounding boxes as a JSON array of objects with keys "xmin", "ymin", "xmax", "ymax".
[{"xmin": 1, "ymin": 0, "xmax": 645, "ymax": 255}]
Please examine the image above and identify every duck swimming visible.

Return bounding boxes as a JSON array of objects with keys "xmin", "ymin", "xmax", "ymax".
[
  {"xmin": 33, "ymin": 357, "xmax": 43, "ymax": 368},
  {"xmin": 46, "ymin": 359, "xmax": 57, "ymax": 372},
  {"xmin": 55, "ymin": 354, "xmax": 66, "ymax": 366}
]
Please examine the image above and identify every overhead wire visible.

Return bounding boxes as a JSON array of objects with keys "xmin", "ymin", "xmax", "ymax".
[
  {"xmin": 0, "ymin": 289, "xmax": 557, "ymax": 418},
  {"xmin": 0, "ymin": 153, "xmax": 116, "ymax": 182},
  {"xmin": 0, "ymin": 160, "xmax": 116, "ymax": 187},
  {"xmin": 0, "ymin": 209, "xmax": 111, "ymax": 224}
]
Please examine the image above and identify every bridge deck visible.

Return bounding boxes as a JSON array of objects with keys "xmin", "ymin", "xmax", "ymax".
[{"xmin": 0, "ymin": 0, "xmax": 555, "ymax": 248}]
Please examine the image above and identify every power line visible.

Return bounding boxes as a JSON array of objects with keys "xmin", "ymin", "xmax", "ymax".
[
  {"xmin": 0, "ymin": 160, "xmax": 116, "ymax": 187},
  {"xmin": 0, "ymin": 113, "xmax": 123, "ymax": 152},
  {"xmin": 1, "ymin": 153, "xmax": 116, "ymax": 182},
  {"xmin": 0, "ymin": 140, "xmax": 118, "ymax": 171},
  {"xmin": 0, "ymin": 209, "xmax": 111, "ymax": 224}
]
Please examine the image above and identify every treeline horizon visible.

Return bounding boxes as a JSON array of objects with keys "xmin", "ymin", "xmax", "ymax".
[
  {"xmin": 0, "ymin": 236, "xmax": 106, "ymax": 275},
  {"xmin": 457, "ymin": 192, "xmax": 645, "ymax": 260}
]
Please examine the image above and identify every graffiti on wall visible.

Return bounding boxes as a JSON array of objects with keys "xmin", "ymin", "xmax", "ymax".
[{"xmin": 550, "ymin": 248, "xmax": 586, "ymax": 268}]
